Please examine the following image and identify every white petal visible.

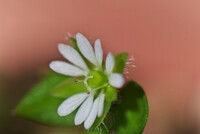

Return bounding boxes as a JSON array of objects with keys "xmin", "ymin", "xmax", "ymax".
[
  {"xmin": 57, "ymin": 93, "xmax": 88, "ymax": 116},
  {"xmin": 84, "ymin": 96, "xmax": 100, "ymax": 129},
  {"xmin": 95, "ymin": 39, "xmax": 103, "ymax": 67},
  {"xmin": 58, "ymin": 43, "xmax": 89, "ymax": 71},
  {"xmin": 76, "ymin": 33, "xmax": 97, "ymax": 66},
  {"xmin": 109, "ymin": 73, "xmax": 124, "ymax": 88},
  {"xmin": 106, "ymin": 53, "xmax": 115, "ymax": 75},
  {"xmin": 97, "ymin": 94, "xmax": 105, "ymax": 117},
  {"xmin": 49, "ymin": 61, "xmax": 86, "ymax": 76},
  {"xmin": 75, "ymin": 93, "xmax": 94, "ymax": 125}
]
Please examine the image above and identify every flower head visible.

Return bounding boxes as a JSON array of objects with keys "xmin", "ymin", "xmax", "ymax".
[{"xmin": 49, "ymin": 33, "xmax": 125, "ymax": 129}]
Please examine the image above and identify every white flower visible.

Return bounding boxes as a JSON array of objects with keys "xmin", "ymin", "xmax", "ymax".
[{"xmin": 49, "ymin": 33, "xmax": 124, "ymax": 129}]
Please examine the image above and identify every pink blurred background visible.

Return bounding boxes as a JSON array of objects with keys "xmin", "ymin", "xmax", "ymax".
[{"xmin": 1, "ymin": 0, "xmax": 200, "ymax": 133}]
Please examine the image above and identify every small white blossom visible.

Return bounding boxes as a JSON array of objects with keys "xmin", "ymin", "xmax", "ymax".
[{"xmin": 50, "ymin": 33, "xmax": 125, "ymax": 129}]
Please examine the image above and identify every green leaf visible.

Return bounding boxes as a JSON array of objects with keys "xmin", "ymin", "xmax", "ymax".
[
  {"xmin": 113, "ymin": 53, "xmax": 128, "ymax": 74},
  {"xmin": 111, "ymin": 81, "xmax": 149, "ymax": 134},
  {"xmin": 50, "ymin": 77, "xmax": 87, "ymax": 98},
  {"xmin": 15, "ymin": 71, "xmax": 77, "ymax": 127}
]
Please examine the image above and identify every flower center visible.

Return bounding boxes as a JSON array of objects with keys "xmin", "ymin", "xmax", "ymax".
[{"xmin": 86, "ymin": 70, "xmax": 108, "ymax": 90}]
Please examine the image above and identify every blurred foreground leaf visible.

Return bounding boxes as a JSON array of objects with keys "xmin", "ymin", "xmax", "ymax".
[{"xmin": 15, "ymin": 72, "xmax": 76, "ymax": 127}]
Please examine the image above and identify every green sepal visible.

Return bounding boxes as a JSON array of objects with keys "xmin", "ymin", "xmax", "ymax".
[
  {"xmin": 105, "ymin": 86, "xmax": 117, "ymax": 101},
  {"xmin": 113, "ymin": 53, "xmax": 128, "ymax": 74},
  {"xmin": 68, "ymin": 37, "xmax": 79, "ymax": 52},
  {"xmin": 50, "ymin": 77, "xmax": 87, "ymax": 98}
]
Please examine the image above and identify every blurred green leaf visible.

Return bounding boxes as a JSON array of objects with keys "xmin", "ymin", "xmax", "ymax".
[
  {"xmin": 15, "ymin": 72, "xmax": 76, "ymax": 127},
  {"xmin": 113, "ymin": 53, "xmax": 128, "ymax": 74},
  {"xmin": 111, "ymin": 81, "xmax": 149, "ymax": 134},
  {"xmin": 50, "ymin": 77, "xmax": 87, "ymax": 98}
]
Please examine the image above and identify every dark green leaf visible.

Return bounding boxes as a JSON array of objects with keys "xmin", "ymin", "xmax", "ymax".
[
  {"xmin": 111, "ymin": 81, "xmax": 149, "ymax": 134},
  {"xmin": 113, "ymin": 53, "xmax": 128, "ymax": 74},
  {"xmin": 15, "ymin": 71, "xmax": 77, "ymax": 127}
]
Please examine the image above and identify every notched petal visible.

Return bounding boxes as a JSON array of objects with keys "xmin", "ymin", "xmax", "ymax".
[
  {"xmin": 49, "ymin": 61, "xmax": 86, "ymax": 76},
  {"xmin": 95, "ymin": 39, "xmax": 103, "ymax": 67},
  {"xmin": 76, "ymin": 33, "xmax": 97, "ymax": 66},
  {"xmin": 57, "ymin": 93, "xmax": 88, "ymax": 116},
  {"xmin": 84, "ymin": 96, "xmax": 100, "ymax": 129},
  {"xmin": 75, "ymin": 94, "xmax": 94, "ymax": 125},
  {"xmin": 106, "ymin": 53, "xmax": 115, "ymax": 75},
  {"xmin": 58, "ymin": 43, "xmax": 89, "ymax": 71},
  {"xmin": 97, "ymin": 94, "xmax": 105, "ymax": 117}
]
